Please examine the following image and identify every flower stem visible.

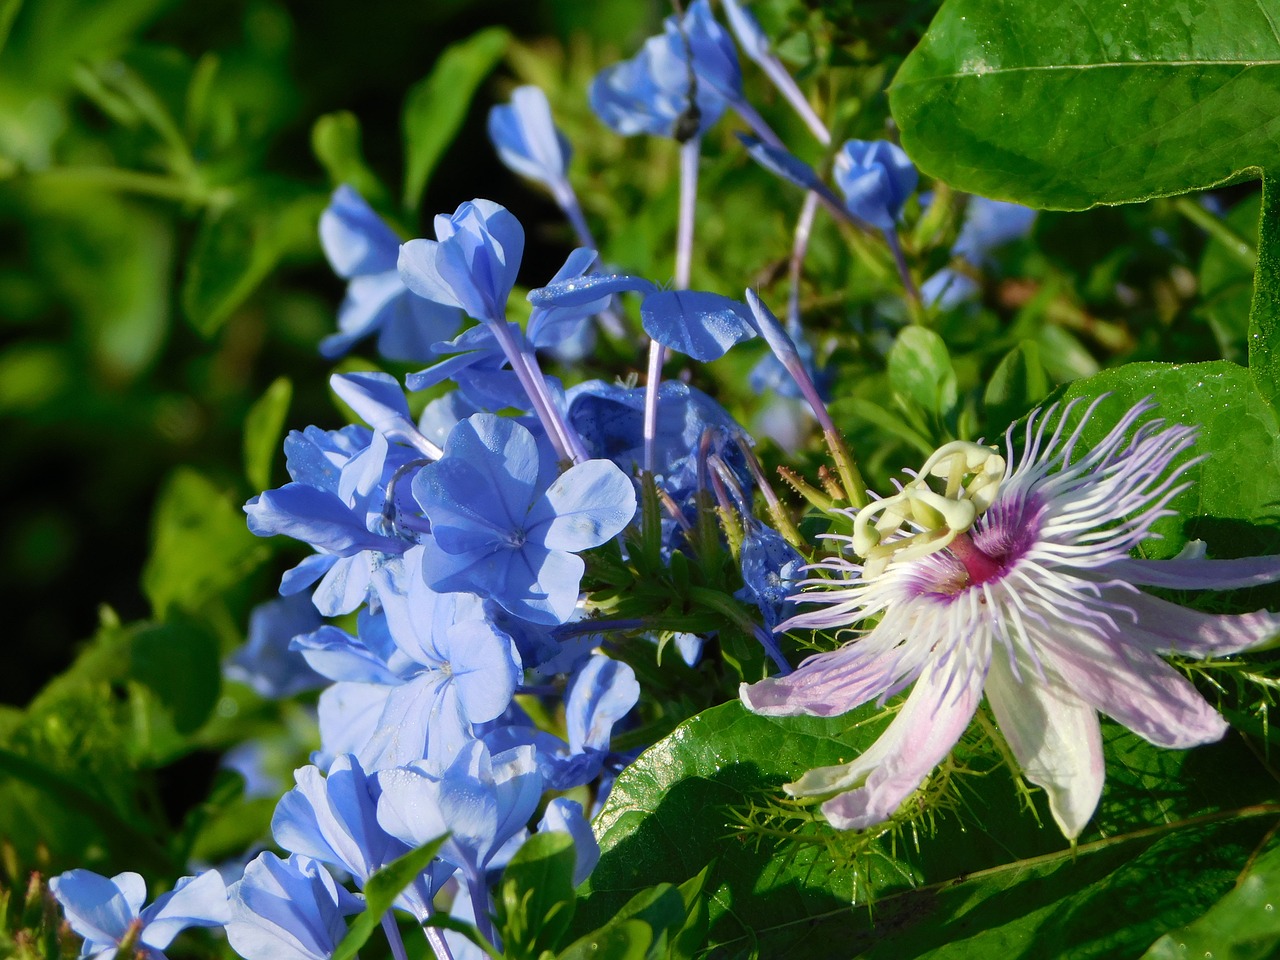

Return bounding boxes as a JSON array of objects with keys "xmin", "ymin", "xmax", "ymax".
[
  {"xmin": 489, "ymin": 319, "xmax": 586, "ymax": 464},
  {"xmin": 732, "ymin": 98, "xmax": 784, "ymax": 149},
  {"xmin": 789, "ymin": 192, "xmax": 820, "ymax": 325},
  {"xmin": 643, "ymin": 135, "xmax": 701, "ymax": 472},
  {"xmin": 885, "ymin": 228, "xmax": 923, "ymax": 319},
  {"xmin": 756, "ymin": 55, "xmax": 831, "ymax": 145},
  {"xmin": 422, "ymin": 921, "xmax": 457, "ymax": 960},
  {"xmin": 466, "ymin": 869, "xmax": 497, "ymax": 949},
  {"xmin": 382, "ymin": 912, "xmax": 411, "ymax": 960}
]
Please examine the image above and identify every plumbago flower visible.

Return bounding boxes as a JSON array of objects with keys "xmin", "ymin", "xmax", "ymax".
[
  {"xmin": 414, "ymin": 413, "xmax": 636, "ymax": 624},
  {"xmin": 50, "ymin": 869, "xmax": 228, "ymax": 960},
  {"xmin": 318, "ymin": 186, "xmax": 462, "ymax": 361},
  {"xmin": 742, "ymin": 398, "xmax": 1280, "ymax": 839}
]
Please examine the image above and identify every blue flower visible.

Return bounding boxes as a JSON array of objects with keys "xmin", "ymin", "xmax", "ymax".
[
  {"xmin": 50, "ymin": 869, "xmax": 228, "ymax": 960},
  {"xmin": 245, "ymin": 424, "xmax": 424, "ymax": 616},
  {"xmin": 537, "ymin": 654, "xmax": 639, "ymax": 790},
  {"xmin": 566, "ymin": 379, "xmax": 753, "ymax": 512},
  {"xmin": 225, "ymin": 593, "xmax": 326, "ymax": 699},
  {"xmin": 406, "ymin": 322, "xmax": 545, "ymax": 413},
  {"xmin": 537, "ymin": 798, "xmax": 600, "ymax": 886},
  {"xmin": 527, "ymin": 249, "xmax": 616, "ymax": 352},
  {"xmin": 398, "ymin": 199, "xmax": 524, "ymax": 324},
  {"xmin": 225, "ymin": 853, "xmax": 363, "ymax": 960},
  {"xmin": 298, "ymin": 563, "xmax": 522, "ymax": 771},
  {"xmin": 737, "ymin": 522, "xmax": 805, "ymax": 632},
  {"xmin": 271, "ymin": 754, "xmax": 451, "ymax": 917},
  {"xmin": 488, "ymin": 86, "xmax": 572, "ymax": 200},
  {"xmin": 376, "ymin": 740, "xmax": 543, "ymax": 884},
  {"xmin": 832, "ymin": 140, "xmax": 918, "ymax": 231},
  {"xmin": 319, "ymin": 186, "xmax": 462, "ymax": 361},
  {"xmin": 923, "ymin": 197, "xmax": 1037, "ymax": 309},
  {"xmin": 589, "ymin": 1, "xmax": 736, "ymax": 139},
  {"xmin": 413, "ymin": 414, "xmax": 636, "ymax": 625}
]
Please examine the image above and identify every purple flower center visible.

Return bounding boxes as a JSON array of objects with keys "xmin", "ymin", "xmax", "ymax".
[
  {"xmin": 924, "ymin": 495, "xmax": 1042, "ymax": 596},
  {"xmin": 948, "ymin": 533, "xmax": 1006, "ymax": 585}
]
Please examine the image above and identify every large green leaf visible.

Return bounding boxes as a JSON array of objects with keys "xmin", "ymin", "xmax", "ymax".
[
  {"xmin": 1142, "ymin": 842, "xmax": 1280, "ymax": 959},
  {"xmin": 400, "ymin": 27, "xmax": 509, "ymax": 214},
  {"xmin": 582, "ymin": 701, "xmax": 1058, "ymax": 950},
  {"xmin": 1249, "ymin": 175, "xmax": 1280, "ymax": 409},
  {"xmin": 584, "ymin": 701, "xmax": 1280, "ymax": 960},
  {"xmin": 1054, "ymin": 360, "xmax": 1280, "ymax": 559},
  {"xmin": 888, "ymin": 0, "xmax": 1280, "ymax": 209}
]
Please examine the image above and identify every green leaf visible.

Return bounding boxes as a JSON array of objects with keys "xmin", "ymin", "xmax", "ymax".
[
  {"xmin": 1250, "ymin": 175, "xmax": 1280, "ymax": 409},
  {"xmin": 1055, "ymin": 360, "xmax": 1280, "ymax": 559},
  {"xmin": 889, "ymin": 0, "xmax": 1280, "ymax": 209},
  {"xmin": 311, "ymin": 111, "xmax": 389, "ymax": 206},
  {"xmin": 557, "ymin": 919, "xmax": 652, "ymax": 960},
  {"xmin": 128, "ymin": 619, "xmax": 220, "ymax": 735},
  {"xmin": 141, "ymin": 467, "xmax": 270, "ymax": 618},
  {"xmin": 331, "ymin": 835, "xmax": 447, "ymax": 960},
  {"xmin": 887, "ymin": 326, "xmax": 957, "ymax": 416},
  {"xmin": 182, "ymin": 185, "xmax": 325, "ymax": 336},
  {"xmin": 21, "ymin": 182, "xmax": 172, "ymax": 380},
  {"xmin": 984, "ymin": 339, "xmax": 1049, "ymax": 430},
  {"xmin": 578, "ymin": 700, "xmax": 1025, "ymax": 947},
  {"xmin": 583, "ymin": 698, "xmax": 1280, "ymax": 959},
  {"xmin": 401, "ymin": 27, "xmax": 509, "ymax": 213},
  {"xmin": 243, "ymin": 376, "xmax": 292, "ymax": 493},
  {"xmin": 1142, "ymin": 842, "xmax": 1280, "ymax": 959},
  {"xmin": 0, "ymin": 0, "xmax": 22, "ymax": 57},
  {"xmin": 498, "ymin": 831, "xmax": 578, "ymax": 959}
]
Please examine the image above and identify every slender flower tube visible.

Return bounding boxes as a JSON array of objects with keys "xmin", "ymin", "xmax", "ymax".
[{"xmin": 741, "ymin": 398, "xmax": 1280, "ymax": 839}]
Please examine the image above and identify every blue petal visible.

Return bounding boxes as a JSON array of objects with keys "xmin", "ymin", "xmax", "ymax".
[
  {"xmin": 528, "ymin": 268, "xmax": 657, "ymax": 308},
  {"xmin": 566, "ymin": 655, "xmax": 640, "ymax": 753},
  {"xmin": 272, "ymin": 756, "xmax": 399, "ymax": 883},
  {"xmin": 226, "ymin": 594, "xmax": 326, "ymax": 698},
  {"xmin": 139, "ymin": 871, "xmax": 229, "ymax": 949},
  {"xmin": 722, "ymin": 0, "xmax": 771, "ymax": 61},
  {"xmin": 399, "ymin": 239, "xmax": 464, "ymax": 309},
  {"xmin": 537, "ymin": 798, "xmax": 600, "ymax": 886},
  {"xmin": 833, "ymin": 139, "xmax": 917, "ymax": 231},
  {"xmin": 279, "ymin": 554, "xmax": 339, "ymax": 596},
  {"xmin": 487, "ymin": 86, "xmax": 571, "ymax": 187},
  {"xmin": 246, "ymin": 485, "xmax": 400, "ymax": 556},
  {"xmin": 319, "ymin": 186, "xmax": 400, "ymax": 280},
  {"xmin": 291, "ymin": 625, "xmax": 403, "ymax": 685},
  {"xmin": 736, "ymin": 133, "xmax": 829, "ymax": 196},
  {"xmin": 640, "ymin": 289, "xmax": 757, "ymax": 361},
  {"xmin": 226, "ymin": 853, "xmax": 358, "ymax": 960},
  {"xmin": 530, "ymin": 459, "xmax": 637, "ymax": 552},
  {"xmin": 414, "ymin": 415, "xmax": 541, "ymax": 553},
  {"xmin": 317, "ymin": 682, "xmax": 390, "ymax": 769},
  {"xmin": 675, "ymin": 0, "xmax": 743, "ymax": 102},
  {"xmin": 50, "ymin": 870, "xmax": 140, "ymax": 947},
  {"xmin": 311, "ymin": 554, "xmax": 373, "ymax": 616},
  {"xmin": 443, "ymin": 619, "xmax": 521, "ymax": 724}
]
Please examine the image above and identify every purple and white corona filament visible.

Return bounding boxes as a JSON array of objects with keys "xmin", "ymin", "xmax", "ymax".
[{"xmin": 741, "ymin": 398, "xmax": 1280, "ymax": 839}]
